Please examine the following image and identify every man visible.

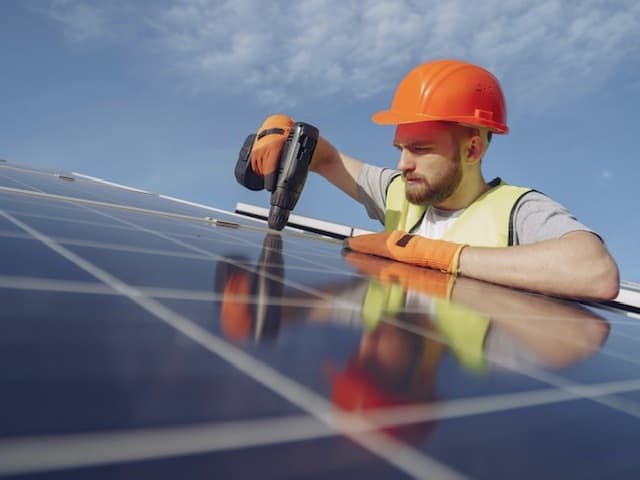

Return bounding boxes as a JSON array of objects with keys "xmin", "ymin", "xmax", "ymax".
[{"xmin": 248, "ymin": 59, "xmax": 619, "ymax": 300}]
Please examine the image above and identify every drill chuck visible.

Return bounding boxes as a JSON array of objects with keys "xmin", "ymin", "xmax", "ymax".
[{"xmin": 268, "ymin": 205, "xmax": 290, "ymax": 231}]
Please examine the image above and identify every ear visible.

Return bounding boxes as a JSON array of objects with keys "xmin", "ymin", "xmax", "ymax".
[{"xmin": 464, "ymin": 133, "xmax": 485, "ymax": 165}]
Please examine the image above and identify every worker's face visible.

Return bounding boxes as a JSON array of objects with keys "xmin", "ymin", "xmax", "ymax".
[{"xmin": 394, "ymin": 122, "xmax": 463, "ymax": 206}]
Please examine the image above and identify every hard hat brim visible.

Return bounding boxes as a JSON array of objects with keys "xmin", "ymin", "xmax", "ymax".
[{"xmin": 372, "ymin": 109, "xmax": 508, "ymax": 134}]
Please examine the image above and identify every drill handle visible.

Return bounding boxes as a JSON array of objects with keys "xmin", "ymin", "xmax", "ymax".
[
  {"xmin": 234, "ymin": 133, "xmax": 265, "ymax": 191},
  {"xmin": 268, "ymin": 122, "xmax": 319, "ymax": 230}
]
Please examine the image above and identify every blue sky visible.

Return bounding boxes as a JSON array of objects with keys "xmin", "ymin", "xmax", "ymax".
[{"xmin": 1, "ymin": 0, "xmax": 639, "ymax": 281}]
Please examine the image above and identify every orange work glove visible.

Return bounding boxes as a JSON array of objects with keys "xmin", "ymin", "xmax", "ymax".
[
  {"xmin": 344, "ymin": 230, "xmax": 466, "ymax": 274},
  {"xmin": 251, "ymin": 114, "xmax": 294, "ymax": 191}
]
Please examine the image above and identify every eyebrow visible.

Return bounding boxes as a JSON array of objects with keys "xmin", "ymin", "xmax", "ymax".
[{"xmin": 392, "ymin": 141, "xmax": 435, "ymax": 149}]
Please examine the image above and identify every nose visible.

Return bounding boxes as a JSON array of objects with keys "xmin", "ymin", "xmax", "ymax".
[{"xmin": 397, "ymin": 149, "xmax": 415, "ymax": 173}]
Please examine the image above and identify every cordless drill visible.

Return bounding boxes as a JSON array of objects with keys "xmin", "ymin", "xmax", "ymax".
[{"xmin": 234, "ymin": 122, "xmax": 319, "ymax": 230}]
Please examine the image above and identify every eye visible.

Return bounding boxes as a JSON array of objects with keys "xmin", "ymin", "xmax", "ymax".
[{"xmin": 412, "ymin": 145, "xmax": 432, "ymax": 153}]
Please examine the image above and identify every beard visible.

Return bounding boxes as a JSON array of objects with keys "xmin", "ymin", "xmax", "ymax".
[{"xmin": 404, "ymin": 150, "xmax": 462, "ymax": 206}]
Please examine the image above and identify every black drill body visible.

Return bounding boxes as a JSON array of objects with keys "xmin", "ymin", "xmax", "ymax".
[{"xmin": 235, "ymin": 122, "xmax": 319, "ymax": 230}]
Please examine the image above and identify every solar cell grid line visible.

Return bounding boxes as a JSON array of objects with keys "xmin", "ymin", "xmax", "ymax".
[
  {"xmin": 0, "ymin": 275, "xmax": 114, "ymax": 296},
  {"xmin": 23, "ymin": 185, "xmax": 640, "ymax": 403},
  {"xmin": 5, "ymin": 377, "xmax": 640, "ymax": 477},
  {"xmin": 54, "ymin": 200, "xmax": 349, "ymax": 303},
  {"xmin": 1, "ymin": 223, "xmax": 350, "ymax": 278},
  {"xmin": 4, "ymin": 177, "xmax": 637, "ymax": 378},
  {"xmin": 0, "ymin": 207, "xmax": 270, "ymax": 259},
  {"xmin": 2, "ymin": 164, "xmax": 636, "ymax": 472},
  {"xmin": 36, "ymin": 197, "xmax": 640, "ymax": 423},
  {"xmin": 0, "ymin": 208, "xmax": 466, "ymax": 480},
  {"xmin": 0, "ymin": 186, "xmax": 261, "ymax": 233},
  {"xmin": 0, "ymin": 163, "xmax": 62, "ymax": 178},
  {"xmin": 4, "ymin": 213, "xmax": 637, "ymax": 326},
  {"xmin": 1, "ymin": 174, "xmax": 344, "ymax": 260},
  {"xmin": 0, "ymin": 174, "xmax": 37, "ymax": 191},
  {"xmin": 360, "ymin": 289, "xmax": 640, "ymax": 362},
  {"xmin": 101, "ymin": 211, "xmax": 356, "ymax": 276},
  {"xmin": 7, "ymin": 258, "xmax": 637, "ymax": 411},
  {"xmin": 113, "ymin": 197, "xmax": 344, "ymax": 254},
  {"xmin": 71, "ymin": 170, "xmax": 273, "ymax": 224},
  {"xmin": 57, "ymin": 235, "xmax": 349, "ymax": 276},
  {"xmin": 0, "ymin": 167, "xmax": 270, "ymax": 226},
  {"xmin": 172, "ymin": 217, "xmax": 358, "ymax": 276},
  {"xmin": 0, "ymin": 196, "xmax": 97, "ymax": 223},
  {"xmin": 2, "ymin": 208, "xmax": 142, "ymax": 232},
  {"xmin": 0, "ymin": 231, "xmax": 640, "ymax": 336},
  {"xmin": 0, "ymin": 184, "xmax": 351, "ymax": 255},
  {"xmin": 502, "ymin": 364, "xmax": 640, "ymax": 418},
  {"xmin": 1, "ymin": 167, "xmax": 343, "ymax": 284},
  {"xmin": 0, "ymin": 415, "xmax": 333, "ymax": 476},
  {"xmin": 366, "ymin": 291, "xmax": 640, "ymax": 369},
  {"xmin": 376, "ymin": 312, "xmax": 640, "ymax": 420},
  {"xmin": 335, "ymin": 298, "xmax": 640, "ymax": 371},
  {"xmin": 0, "ymin": 273, "xmax": 360, "ymax": 311},
  {"xmin": 3, "ymin": 266, "xmax": 638, "ymax": 368}
]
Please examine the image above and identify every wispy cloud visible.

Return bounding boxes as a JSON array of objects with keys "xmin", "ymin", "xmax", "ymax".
[
  {"xmin": 44, "ymin": 0, "xmax": 640, "ymax": 107},
  {"xmin": 46, "ymin": 0, "xmax": 110, "ymax": 42}
]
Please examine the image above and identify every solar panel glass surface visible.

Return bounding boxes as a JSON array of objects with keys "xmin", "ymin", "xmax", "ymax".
[{"xmin": 1, "ymin": 162, "xmax": 639, "ymax": 479}]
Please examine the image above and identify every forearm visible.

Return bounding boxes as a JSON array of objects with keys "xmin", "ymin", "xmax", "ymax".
[
  {"xmin": 310, "ymin": 136, "xmax": 363, "ymax": 201},
  {"xmin": 458, "ymin": 231, "xmax": 619, "ymax": 300}
]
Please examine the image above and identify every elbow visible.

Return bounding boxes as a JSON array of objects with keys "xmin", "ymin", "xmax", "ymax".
[{"xmin": 586, "ymin": 255, "xmax": 620, "ymax": 301}]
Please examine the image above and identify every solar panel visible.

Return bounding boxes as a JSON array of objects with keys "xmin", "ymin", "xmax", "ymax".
[{"xmin": 1, "ymin": 161, "xmax": 639, "ymax": 479}]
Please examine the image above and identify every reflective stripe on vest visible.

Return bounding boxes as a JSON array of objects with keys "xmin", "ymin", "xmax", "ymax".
[{"xmin": 384, "ymin": 176, "xmax": 532, "ymax": 247}]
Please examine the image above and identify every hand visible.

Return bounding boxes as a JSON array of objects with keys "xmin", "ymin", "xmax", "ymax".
[
  {"xmin": 343, "ymin": 230, "xmax": 465, "ymax": 274},
  {"xmin": 251, "ymin": 114, "xmax": 294, "ymax": 191}
]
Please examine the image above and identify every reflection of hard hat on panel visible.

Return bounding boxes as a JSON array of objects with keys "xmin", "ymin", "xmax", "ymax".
[
  {"xmin": 330, "ymin": 339, "xmax": 442, "ymax": 443},
  {"xmin": 372, "ymin": 59, "xmax": 509, "ymax": 134}
]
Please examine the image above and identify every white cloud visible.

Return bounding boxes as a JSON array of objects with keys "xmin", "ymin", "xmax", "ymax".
[
  {"xmin": 44, "ymin": 0, "xmax": 640, "ymax": 107},
  {"xmin": 47, "ymin": 0, "xmax": 110, "ymax": 42}
]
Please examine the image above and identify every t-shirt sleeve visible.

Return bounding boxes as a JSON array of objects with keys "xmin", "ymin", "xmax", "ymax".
[
  {"xmin": 512, "ymin": 191, "xmax": 597, "ymax": 245},
  {"xmin": 356, "ymin": 164, "xmax": 401, "ymax": 225}
]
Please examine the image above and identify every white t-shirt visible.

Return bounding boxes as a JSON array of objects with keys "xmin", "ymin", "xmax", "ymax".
[
  {"xmin": 413, "ymin": 206, "xmax": 464, "ymax": 239},
  {"xmin": 355, "ymin": 165, "xmax": 595, "ymax": 245}
]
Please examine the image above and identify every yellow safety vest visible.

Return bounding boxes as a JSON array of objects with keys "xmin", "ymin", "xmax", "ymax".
[
  {"xmin": 363, "ymin": 177, "xmax": 533, "ymax": 371},
  {"xmin": 384, "ymin": 176, "xmax": 532, "ymax": 247}
]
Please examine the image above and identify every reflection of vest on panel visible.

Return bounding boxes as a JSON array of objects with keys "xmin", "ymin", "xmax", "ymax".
[{"xmin": 363, "ymin": 177, "xmax": 533, "ymax": 371}]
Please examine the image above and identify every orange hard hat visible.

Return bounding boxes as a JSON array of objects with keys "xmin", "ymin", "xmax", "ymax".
[{"xmin": 372, "ymin": 59, "xmax": 509, "ymax": 134}]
